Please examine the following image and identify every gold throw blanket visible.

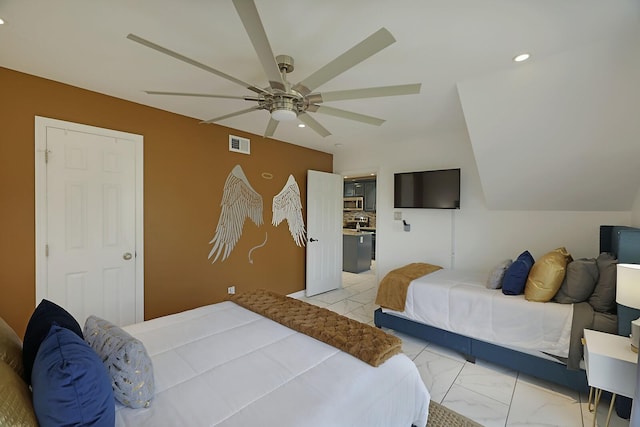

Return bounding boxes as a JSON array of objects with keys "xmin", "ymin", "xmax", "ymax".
[
  {"xmin": 375, "ymin": 263, "xmax": 443, "ymax": 311},
  {"xmin": 230, "ymin": 289, "xmax": 401, "ymax": 367}
]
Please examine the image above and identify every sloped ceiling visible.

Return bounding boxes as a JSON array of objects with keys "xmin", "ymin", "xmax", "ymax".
[
  {"xmin": 0, "ymin": 0, "xmax": 639, "ymax": 211},
  {"xmin": 458, "ymin": 31, "xmax": 640, "ymax": 211}
]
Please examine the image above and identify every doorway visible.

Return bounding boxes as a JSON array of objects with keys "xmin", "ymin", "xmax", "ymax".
[
  {"xmin": 342, "ymin": 174, "xmax": 377, "ymax": 275},
  {"xmin": 34, "ymin": 117, "xmax": 144, "ymax": 326}
]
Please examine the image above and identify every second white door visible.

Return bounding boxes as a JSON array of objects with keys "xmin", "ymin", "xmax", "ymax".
[{"xmin": 305, "ymin": 170, "xmax": 342, "ymax": 297}]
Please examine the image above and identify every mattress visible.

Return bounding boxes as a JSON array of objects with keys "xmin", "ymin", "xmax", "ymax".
[
  {"xmin": 382, "ymin": 269, "xmax": 573, "ymax": 358},
  {"xmin": 115, "ymin": 301, "xmax": 430, "ymax": 427}
]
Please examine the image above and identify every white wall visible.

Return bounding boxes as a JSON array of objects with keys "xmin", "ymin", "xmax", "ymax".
[{"xmin": 334, "ymin": 130, "xmax": 631, "ymax": 280}]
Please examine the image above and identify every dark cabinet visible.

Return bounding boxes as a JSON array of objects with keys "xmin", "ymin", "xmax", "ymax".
[
  {"xmin": 364, "ymin": 181, "xmax": 376, "ymax": 211},
  {"xmin": 344, "ymin": 179, "xmax": 376, "ymax": 211},
  {"xmin": 371, "ymin": 232, "xmax": 376, "ymax": 260},
  {"xmin": 343, "ymin": 232, "xmax": 372, "ymax": 273},
  {"xmin": 353, "ymin": 182, "xmax": 365, "ymax": 196},
  {"xmin": 344, "ymin": 182, "xmax": 355, "ymax": 197}
]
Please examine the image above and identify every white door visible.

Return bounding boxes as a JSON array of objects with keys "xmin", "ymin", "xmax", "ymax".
[
  {"xmin": 35, "ymin": 117, "xmax": 144, "ymax": 326},
  {"xmin": 306, "ymin": 170, "xmax": 342, "ymax": 296}
]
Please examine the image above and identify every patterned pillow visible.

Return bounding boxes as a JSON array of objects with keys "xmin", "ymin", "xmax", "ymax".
[
  {"xmin": 486, "ymin": 259, "xmax": 513, "ymax": 289},
  {"xmin": 84, "ymin": 316, "xmax": 154, "ymax": 408}
]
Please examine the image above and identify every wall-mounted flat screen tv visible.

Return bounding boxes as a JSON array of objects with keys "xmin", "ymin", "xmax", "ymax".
[{"xmin": 394, "ymin": 168, "xmax": 460, "ymax": 209}]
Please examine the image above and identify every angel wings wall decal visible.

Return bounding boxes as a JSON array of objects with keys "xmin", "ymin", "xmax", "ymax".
[
  {"xmin": 208, "ymin": 165, "xmax": 263, "ymax": 263},
  {"xmin": 208, "ymin": 166, "xmax": 306, "ymax": 263},
  {"xmin": 272, "ymin": 175, "xmax": 306, "ymax": 247}
]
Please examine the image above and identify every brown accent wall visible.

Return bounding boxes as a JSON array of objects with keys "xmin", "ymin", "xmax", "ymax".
[{"xmin": 0, "ymin": 67, "xmax": 332, "ymax": 335}]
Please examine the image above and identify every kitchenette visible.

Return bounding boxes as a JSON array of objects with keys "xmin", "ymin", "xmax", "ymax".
[{"xmin": 343, "ymin": 177, "xmax": 376, "ymax": 273}]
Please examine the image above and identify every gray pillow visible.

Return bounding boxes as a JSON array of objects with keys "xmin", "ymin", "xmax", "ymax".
[
  {"xmin": 553, "ymin": 258, "xmax": 599, "ymax": 304},
  {"xmin": 84, "ymin": 316, "xmax": 154, "ymax": 408},
  {"xmin": 588, "ymin": 253, "xmax": 618, "ymax": 313},
  {"xmin": 486, "ymin": 259, "xmax": 513, "ymax": 289}
]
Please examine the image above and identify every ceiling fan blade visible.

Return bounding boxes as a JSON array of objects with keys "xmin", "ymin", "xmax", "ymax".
[
  {"xmin": 200, "ymin": 106, "xmax": 262, "ymax": 124},
  {"xmin": 264, "ymin": 118, "xmax": 279, "ymax": 137},
  {"xmin": 127, "ymin": 33, "xmax": 269, "ymax": 96},
  {"xmin": 293, "ymin": 28, "xmax": 395, "ymax": 95},
  {"xmin": 145, "ymin": 91, "xmax": 260, "ymax": 101},
  {"xmin": 309, "ymin": 105, "xmax": 385, "ymax": 126},
  {"xmin": 298, "ymin": 113, "xmax": 331, "ymax": 138},
  {"xmin": 313, "ymin": 83, "xmax": 422, "ymax": 103},
  {"xmin": 232, "ymin": 0, "xmax": 285, "ymax": 91}
]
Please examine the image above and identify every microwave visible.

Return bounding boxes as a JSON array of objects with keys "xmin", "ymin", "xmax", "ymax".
[{"xmin": 343, "ymin": 197, "xmax": 364, "ymax": 211}]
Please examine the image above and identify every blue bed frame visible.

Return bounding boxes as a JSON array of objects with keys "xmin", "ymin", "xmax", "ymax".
[{"xmin": 374, "ymin": 225, "xmax": 640, "ymax": 393}]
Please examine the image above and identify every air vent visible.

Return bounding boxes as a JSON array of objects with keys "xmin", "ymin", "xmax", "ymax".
[{"xmin": 229, "ymin": 135, "xmax": 250, "ymax": 155}]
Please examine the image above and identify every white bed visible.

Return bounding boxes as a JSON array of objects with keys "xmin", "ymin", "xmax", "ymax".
[
  {"xmin": 382, "ymin": 268, "xmax": 573, "ymax": 359},
  {"xmin": 115, "ymin": 301, "xmax": 430, "ymax": 427}
]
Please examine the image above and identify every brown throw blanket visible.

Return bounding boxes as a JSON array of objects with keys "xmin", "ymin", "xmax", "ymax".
[
  {"xmin": 230, "ymin": 289, "xmax": 401, "ymax": 367},
  {"xmin": 375, "ymin": 263, "xmax": 443, "ymax": 311}
]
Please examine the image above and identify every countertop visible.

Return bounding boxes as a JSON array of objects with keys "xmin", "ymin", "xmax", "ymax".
[{"xmin": 343, "ymin": 230, "xmax": 374, "ymax": 236}]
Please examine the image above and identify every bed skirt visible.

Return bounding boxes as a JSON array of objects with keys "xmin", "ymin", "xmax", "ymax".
[{"xmin": 374, "ymin": 308, "xmax": 589, "ymax": 393}]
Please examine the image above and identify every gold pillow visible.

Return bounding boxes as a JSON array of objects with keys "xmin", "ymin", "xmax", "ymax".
[
  {"xmin": 525, "ymin": 247, "xmax": 572, "ymax": 302},
  {"xmin": 0, "ymin": 361, "xmax": 38, "ymax": 427},
  {"xmin": 0, "ymin": 317, "xmax": 23, "ymax": 378}
]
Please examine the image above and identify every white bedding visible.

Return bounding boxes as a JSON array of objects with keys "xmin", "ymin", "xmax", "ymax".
[
  {"xmin": 383, "ymin": 269, "xmax": 573, "ymax": 358},
  {"xmin": 115, "ymin": 301, "xmax": 430, "ymax": 427}
]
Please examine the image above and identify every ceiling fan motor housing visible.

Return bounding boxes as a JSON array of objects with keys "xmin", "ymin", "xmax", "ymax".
[{"xmin": 276, "ymin": 55, "xmax": 294, "ymax": 73}]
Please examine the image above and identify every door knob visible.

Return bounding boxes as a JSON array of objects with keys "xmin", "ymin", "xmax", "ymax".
[
  {"xmin": 309, "ymin": 238, "xmax": 318, "ymax": 242},
  {"xmin": 123, "ymin": 252, "xmax": 133, "ymax": 260}
]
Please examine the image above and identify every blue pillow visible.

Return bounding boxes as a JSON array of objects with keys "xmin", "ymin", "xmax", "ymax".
[
  {"xmin": 31, "ymin": 325, "xmax": 115, "ymax": 427},
  {"xmin": 23, "ymin": 299, "xmax": 84, "ymax": 385},
  {"xmin": 502, "ymin": 251, "xmax": 535, "ymax": 295}
]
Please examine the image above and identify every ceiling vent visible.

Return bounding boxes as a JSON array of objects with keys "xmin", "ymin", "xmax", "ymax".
[{"xmin": 229, "ymin": 135, "xmax": 250, "ymax": 155}]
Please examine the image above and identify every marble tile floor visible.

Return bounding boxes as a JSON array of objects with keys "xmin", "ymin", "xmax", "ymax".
[{"xmin": 295, "ymin": 263, "xmax": 631, "ymax": 427}]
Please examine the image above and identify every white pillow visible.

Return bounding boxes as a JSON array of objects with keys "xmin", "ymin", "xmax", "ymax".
[
  {"xmin": 84, "ymin": 315, "xmax": 154, "ymax": 408},
  {"xmin": 486, "ymin": 259, "xmax": 513, "ymax": 289}
]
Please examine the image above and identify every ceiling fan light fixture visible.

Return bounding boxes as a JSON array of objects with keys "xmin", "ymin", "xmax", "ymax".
[
  {"xmin": 271, "ymin": 108, "xmax": 297, "ymax": 121},
  {"xmin": 270, "ymin": 96, "xmax": 298, "ymax": 121}
]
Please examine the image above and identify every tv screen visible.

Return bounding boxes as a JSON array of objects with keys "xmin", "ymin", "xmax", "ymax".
[{"xmin": 394, "ymin": 168, "xmax": 460, "ymax": 209}]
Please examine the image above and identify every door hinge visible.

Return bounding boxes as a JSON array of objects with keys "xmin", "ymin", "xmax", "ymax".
[
  {"xmin": 45, "ymin": 244, "xmax": 49, "ymax": 257},
  {"xmin": 45, "ymin": 150, "xmax": 49, "ymax": 163}
]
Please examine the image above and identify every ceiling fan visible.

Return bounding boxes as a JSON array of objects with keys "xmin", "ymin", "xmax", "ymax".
[{"xmin": 127, "ymin": 0, "xmax": 421, "ymax": 138}]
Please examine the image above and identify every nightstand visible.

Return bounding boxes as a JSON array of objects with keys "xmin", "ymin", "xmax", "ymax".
[{"xmin": 583, "ymin": 329, "xmax": 638, "ymax": 427}]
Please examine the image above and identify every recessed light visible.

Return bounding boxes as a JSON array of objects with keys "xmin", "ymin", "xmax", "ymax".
[
  {"xmin": 513, "ymin": 53, "xmax": 531, "ymax": 62},
  {"xmin": 297, "ymin": 123, "xmax": 306, "ymax": 128},
  {"xmin": 0, "ymin": 18, "xmax": 5, "ymax": 25}
]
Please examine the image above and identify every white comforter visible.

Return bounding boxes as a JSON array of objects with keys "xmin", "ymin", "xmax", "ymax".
[
  {"xmin": 115, "ymin": 301, "xmax": 429, "ymax": 427},
  {"xmin": 384, "ymin": 269, "xmax": 573, "ymax": 358}
]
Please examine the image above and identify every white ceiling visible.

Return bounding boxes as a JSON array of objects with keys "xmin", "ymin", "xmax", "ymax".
[{"xmin": 1, "ymin": 0, "xmax": 639, "ymax": 210}]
